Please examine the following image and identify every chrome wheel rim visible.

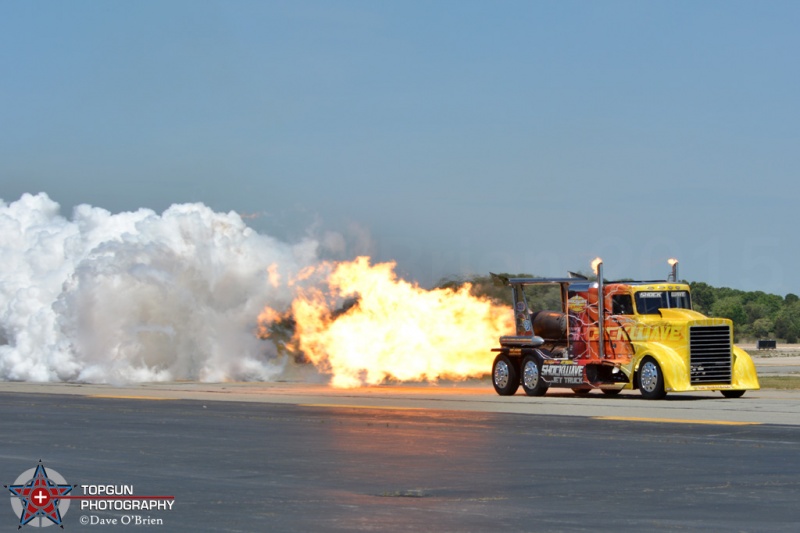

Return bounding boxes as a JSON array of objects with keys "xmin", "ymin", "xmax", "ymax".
[
  {"xmin": 640, "ymin": 361, "xmax": 659, "ymax": 393},
  {"xmin": 523, "ymin": 360, "xmax": 539, "ymax": 389},
  {"xmin": 494, "ymin": 360, "xmax": 509, "ymax": 389}
]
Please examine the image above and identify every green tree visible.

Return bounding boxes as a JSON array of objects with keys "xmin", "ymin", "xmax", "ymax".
[
  {"xmin": 751, "ymin": 318, "xmax": 774, "ymax": 339},
  {"xmin": 744, "ymin": 301, "xmax": 768, "ymax": 323},
  {"xmin": 711, "ymin": 296, "xmax": 747, "ymax": 326},
  {"xmin": 743, "ymin": 291, "xmax": 783, "ymax": 315},
  {"xmin": 774, "ymin": 302, "xmax": 800, "ymax": 343},
  {"xmin": 689, "ymin": 282, "xmax": 715, "ymax": 315}
]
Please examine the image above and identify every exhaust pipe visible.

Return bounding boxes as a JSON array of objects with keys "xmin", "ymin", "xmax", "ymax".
[
  {"xmin": 668, "ymin": 258, "xmax": 679, "ymax": 282},
  {"xmin": 592, "ymin": 258, "xmax": 605, "ymax": 360}
]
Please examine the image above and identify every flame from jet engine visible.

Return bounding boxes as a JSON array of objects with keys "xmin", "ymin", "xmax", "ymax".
[
  {"xmin": 259, "ymin": 257, "xmax": 514, "ymax": 388},
  {"xmin": 591, "ymin": 257, "xmax": 603, "ymax": 275}
]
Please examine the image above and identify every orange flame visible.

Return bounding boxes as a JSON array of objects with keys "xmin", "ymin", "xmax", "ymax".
[
  {"xmin": 256, "ymin": 306, "xmax": 286, "ymax": 339},
  {"xmin": 591, "ymin": 257, "xmax": 603, "ymax": 275},
  {"xmin": 667, "ymin": 258, "xmax": 679, "ymax": 266},
  {"xmin": 260, "ymin": 257, "xmax": 514, "ymax": 388}
]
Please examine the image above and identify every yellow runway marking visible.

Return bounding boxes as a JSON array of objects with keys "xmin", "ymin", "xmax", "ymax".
[
  {"xmin": 88, "ymin": 395, "xmax": 175, "ymax": 401},
  {"xmin": 594, "ymin": 416, "xmax": 761, "ymax": 426},
  {"xmin": 300, "ymin": 403, "xmax": 424, "ymax": 411}
]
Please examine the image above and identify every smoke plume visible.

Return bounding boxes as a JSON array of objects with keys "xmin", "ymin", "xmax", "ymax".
[{"xmin": 0, "ymin": 193, "xmax": 319, "ymax": 383}]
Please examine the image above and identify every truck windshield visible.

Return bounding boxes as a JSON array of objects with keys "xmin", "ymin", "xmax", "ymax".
[{"xmin": 634, "ymin": 291, "xmax": 692, "ymax": 314}]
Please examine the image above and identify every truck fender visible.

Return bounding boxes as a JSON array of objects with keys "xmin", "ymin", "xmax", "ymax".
[
  {"xmin": 530, "ymin": 348, "xmax": 554, "ymax": 365},
  {"xmin": 732, "ymin": 346, "xmax": 760, "ymax": 390},
  {"xmin": 633, "ymin": 344, "xmax": 689, "ymax": 392}
]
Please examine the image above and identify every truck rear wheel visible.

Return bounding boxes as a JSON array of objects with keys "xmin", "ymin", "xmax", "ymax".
[
  {"xmin": 492, "ymin": 354, "xmax": 520, "ymax": 396},
  {"xmin": 638, "ymin": 357, "xmax": 666, "ymax": 400},
  {"xmin": 521, "ymin": 355, "xmax": 549, "ymax": 396}
]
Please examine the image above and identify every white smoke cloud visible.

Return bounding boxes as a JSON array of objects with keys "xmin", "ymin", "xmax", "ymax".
[{"xmin": 0, "ymin": 193, "xmax": 320, "ymax": 384}]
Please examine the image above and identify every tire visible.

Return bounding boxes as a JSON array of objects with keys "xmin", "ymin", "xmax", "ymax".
[
  {"xmin": 601, "ymin": 388, "xmax": 622, "ymax": 397},
  {"xmin": 638, "ymin": 357, "xmax": 666, "ymax": 400},
  {"xmin": 492, "ymin": 354, "xmax": 520, "ymax": 396},
  {"xmin": 521, "ymin": 355, "xmax": 549, "ymax": 397},
  {"xmin": 721, "ymin": 390, "xmax": 745, "ymax": 399}
]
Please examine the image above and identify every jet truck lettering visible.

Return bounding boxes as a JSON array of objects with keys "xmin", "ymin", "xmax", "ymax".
[
  {"xmin": 541, "ymin": 363, "xmax": 585, "ymax": 385},
  {"xmin": 587, "ymin": 325, "xmax": 686, "ymax": 342}
]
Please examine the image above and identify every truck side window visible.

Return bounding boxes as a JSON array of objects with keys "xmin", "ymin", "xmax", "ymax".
[{"xmin": 612, "ymin": 295, "xmax": 634, "ymax": 315}]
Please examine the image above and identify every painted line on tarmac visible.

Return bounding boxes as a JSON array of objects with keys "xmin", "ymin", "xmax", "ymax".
[
  {"xmin": 301, "ymin": 403, "xmax": 425, "ymax": 411},
  {"xmin": 593, "ymin": 416, "xmax": 761, "ymax": 426},
  {"xmin": 88, "ymin": 394, "xmax": 175, "ymax": 401}
]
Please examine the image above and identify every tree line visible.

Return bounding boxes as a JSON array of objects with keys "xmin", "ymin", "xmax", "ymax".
[
  {"xmin": 689, "ymin": 282, "xmax": 800, "ymax": 342},
  {"xmin": 437, "ymin": 275, "xmax": 800, "ymax": 343}
]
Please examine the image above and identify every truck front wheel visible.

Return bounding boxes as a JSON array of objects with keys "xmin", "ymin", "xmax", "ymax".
[
  {"xmin": 638, "ymin": 357, "xmax": 666, "ymax": 400},
  {"xmin": 721, "ymin": 390, "xmax": 745, "ymax": 398},
  {"xmin": 492, "ymin": 354, "xmax": 520, "ymax": 396},
  {"xmin": 521, "ymin": 355, "xmax": 549, "ymax": 396}
]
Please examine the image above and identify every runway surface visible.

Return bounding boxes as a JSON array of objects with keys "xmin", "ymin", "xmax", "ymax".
[
  {"xmin": 2, "ymin": 375, "xmax": 799, "ymax": 426},
  {"xmin": 1, "ymin": 354, "xmax": 798, "ymax": 531},
  {"xmin": 1, "ymin": 378, "xmax": 799, "ymax": 532}
]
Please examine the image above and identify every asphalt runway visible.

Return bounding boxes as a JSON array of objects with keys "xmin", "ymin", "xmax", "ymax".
[{"xmin": 1, "ymin": 386, "xmax": 799, "ymax": 532}]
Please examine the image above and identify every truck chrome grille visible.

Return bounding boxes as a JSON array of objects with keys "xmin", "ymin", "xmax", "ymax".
[{"xmin": 689, "ymin": 325, "xmax": 732, "ymax": 384}]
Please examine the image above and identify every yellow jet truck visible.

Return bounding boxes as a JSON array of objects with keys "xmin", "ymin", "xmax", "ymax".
[{"xmin": 490, "ymin": 259, "xmax": 760, "ymax": 399}]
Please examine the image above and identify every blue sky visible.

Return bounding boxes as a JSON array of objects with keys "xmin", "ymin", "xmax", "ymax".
[{"xmin": 2, "ymin": 0, "xmax": 798, "ymax": 294}]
